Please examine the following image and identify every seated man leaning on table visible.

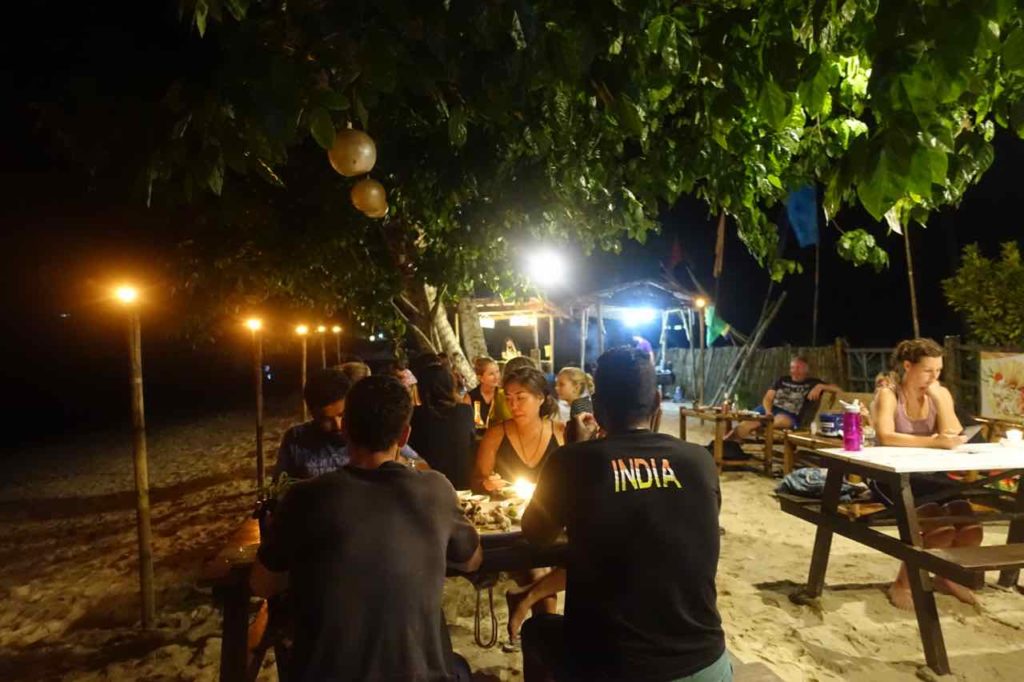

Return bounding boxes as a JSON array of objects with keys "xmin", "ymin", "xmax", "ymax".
[
  {"xmin": 521, "ymin": 346, "xmax": 731, "ymax": 682},
  {"xmin": 251, "ymin": 375, "xmax": 483, "ymax": 681},
  {"xmin": 274, "ymin": 367, "xmax": 422, "ymax": 480},
  {"xmin": 871, "ymin": 337, "xmax": 980, "ymax": 610},
  {"xmin": 728, "ymin": 355, "xmax": 840, "ymax": 440}
]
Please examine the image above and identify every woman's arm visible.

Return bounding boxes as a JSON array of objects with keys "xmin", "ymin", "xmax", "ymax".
[
  {"xmin": 873, "ymin": 388, "xmax": 963, "ymax": 449},
  {"xmin": 930, "ymin": 383, "xmax": 964, "ymax": 436},
  {"xmin": 471, "ymin": 424, "xmax": 504, "ymax": 493}
]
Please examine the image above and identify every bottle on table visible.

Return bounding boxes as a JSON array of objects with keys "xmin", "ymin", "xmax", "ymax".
[{"xmin": 841, "ymin": 400, "xmax": 863, "ymax": 452}]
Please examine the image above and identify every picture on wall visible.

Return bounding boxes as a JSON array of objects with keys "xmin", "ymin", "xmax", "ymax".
[{"xmin": 980, "ymin": 351, "xmax": 1024, "ymax": 420}]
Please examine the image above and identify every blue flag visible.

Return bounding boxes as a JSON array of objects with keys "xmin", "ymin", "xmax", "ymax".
[{"xmin": 785, "ymin": 186, "xmax": 819, "ymax": 248}]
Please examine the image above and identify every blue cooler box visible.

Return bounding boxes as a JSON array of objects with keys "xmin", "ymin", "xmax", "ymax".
[{"xmin": 818, "ymin": 412, "xmax": 843, "ymax": 437}]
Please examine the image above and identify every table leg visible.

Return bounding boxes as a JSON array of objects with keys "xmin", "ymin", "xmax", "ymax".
[
  {"xmin": 892, "ymin": 473, "xmax": 949, "ymax": 675},
  {"xmin": 679, "ymin": 409, "xmax": 687, "ymax": 441},
  {"xmin": 713, "ymin": 419, "xmax": 725, "ymax": 474},
  {"xmin": 783, "ymin": 438, "xmax": 796, "ymax": 475},
  {"xmin": 802, "ymin": 465, "xmax": 844, "ymax": 598},
  {"xmin": 763, "ymin": 420, "xmax": 775, "ymax": 476},
  {"xmin": 999, "ymin": 480, "xmax": 1024, "ymax": 588},
  {"xmin": 216, "ymin": 578, "xmax": 250, "ymax": 682}
]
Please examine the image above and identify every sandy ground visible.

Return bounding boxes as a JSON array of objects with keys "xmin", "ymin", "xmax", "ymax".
[{"xmin": 0, "ymin": 403, "xmax": 1022, "ymax": 681}]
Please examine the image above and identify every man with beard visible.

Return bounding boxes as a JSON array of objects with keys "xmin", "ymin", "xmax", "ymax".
[{"xmin": 274, "ymin": 368, "xmax": 353, "ymax": 480}]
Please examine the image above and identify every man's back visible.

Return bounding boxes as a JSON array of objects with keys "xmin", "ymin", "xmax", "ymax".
[
  {"xmin": 530, "ymin": 431, "xmax": 724, "ymax": 681},
  {"xmin": 258, "ymin": 463, "xmax": 478, "ymax": 681}
]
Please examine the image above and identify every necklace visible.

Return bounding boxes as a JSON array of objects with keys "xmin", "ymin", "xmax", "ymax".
[{"xmin": 513, "ymin": 419, "xmax": 548, "ymax": 468}]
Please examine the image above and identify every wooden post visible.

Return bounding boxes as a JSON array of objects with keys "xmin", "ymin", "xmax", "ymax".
[
  {"xmin": 658, "ymin": 310, "xmax": 669, "ymax": 369},
  {"xmin": 335, "ymin": 333, "xmax": 341, "ymax": 365},
  {"xmin": 532, "ymin": 316, "xmax": 540, "ymax": 354},
  {"xmin": 904, "ymin": 227, "xmax": 921, "ymax": 338},
  {"xmin": 127, "ymin": 309, "xmax": 156, "ymax": 629},
  {"xmin": 253, "ymin": 329, "xmax": 266, "ymax": 497},
  {"xmin": 698, "ymin": 310, "xmax": 706, "ymax": 406},
  {"xmin": 596, "ymin": 302, "xmax": 605, "ymax": 355},
  {"xmin": 548, "ymin": 315, "xmax": 555, "ymax": 371},
  {"xmin": 319, "ymin": 333, "xmax": 327, "ymax": 369},
  {"xmin": 300, "ymin": 336, "xmax": 309, "ymax": 422},
  {"xmin": 579, "ymin": 309, "xmax": 588, "ymax": 369}
]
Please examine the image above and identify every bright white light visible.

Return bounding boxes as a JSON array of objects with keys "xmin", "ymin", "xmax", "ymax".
[
  {"xmin": 295, "ymin": 324, "xmax": 309, "ymax": 335},
  {"xmin": 331, "ymin": 325, "xmax": 342, "ymax": 333},
  {"xmin": 525, "ymin": 249, "xmax": 567, "ymax": 288},
  {"xmin": 480, "ymin": 317, "xmax": 496, "ymax": 329},
  {"xmin": 673, "ymin": 324, "xmax": 683, "ymax": 331},
  {"xmin": 245, "ymin": 318, "xmax": 262, "ymax": 331},
  {"xmin": 622, "ymin": 307, "xmax": 657, "ymax": 327},
  {"xmin": 512, "ymin": 477, "xmax": 536, "ymax": 500},
  {"xmin": 115, "ymin": 286, "xmax": 138, "ymax": 304},
  {"xmin": 509, "ymin": 315, "xmax": 536, "ymax": 327}
]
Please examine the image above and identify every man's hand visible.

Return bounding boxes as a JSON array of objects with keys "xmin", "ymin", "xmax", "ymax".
[
  {"xmin": 807, "ymin": 384, "xmax": 826, "ymax": 401},
  {"xmin": 566, "ymin": 412, "xmax": 600, "ymax": 443}
]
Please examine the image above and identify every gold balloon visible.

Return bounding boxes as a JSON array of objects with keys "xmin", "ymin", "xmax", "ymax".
[
  {"xmin": 364, "ymin": 203, "xmax": 389, "ymax": 219},
  {"xmin": 328, "ymin": 129, "xmax": 377, "ymax": 177},
  {"xmin": 350, "ymin": 178, "xmax": 387, "ymax": 213}
]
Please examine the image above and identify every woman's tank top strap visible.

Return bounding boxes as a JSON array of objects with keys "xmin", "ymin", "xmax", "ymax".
[
  {"xmin": 893, "ymin": 385, "xmax": 937, "ymax": 436},
  {"xmin": 494, "ymin": 421, "xmax": 558, "ymax": 483}
]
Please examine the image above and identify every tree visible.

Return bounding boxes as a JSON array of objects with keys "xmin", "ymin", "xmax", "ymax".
[
  {"xmin": 41, "ymin": 1, "xmax": 1024, "ymax": 354},
  {"xmin": 943, "ymin": 242, "xmax": 1024, "ymax": 348}
]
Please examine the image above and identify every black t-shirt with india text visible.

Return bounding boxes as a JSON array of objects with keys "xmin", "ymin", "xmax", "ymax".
[
  {"xmin": 525, "ymin": 431, "xmax": 725, "ymax": 682},
  {"xmin": 257, "ymin": 462, "xmax": 480, "ymax": 682}
]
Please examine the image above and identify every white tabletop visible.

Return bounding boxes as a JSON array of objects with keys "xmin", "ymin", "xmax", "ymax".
[{"xmin": 817, "ymin": 443, "xmax": 1024, "ymax": 473}]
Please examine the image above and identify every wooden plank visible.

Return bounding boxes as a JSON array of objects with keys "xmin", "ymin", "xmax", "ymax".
[{"xmin": 927, "ymin": 544, "xmax": 1024, "ymax": 572}]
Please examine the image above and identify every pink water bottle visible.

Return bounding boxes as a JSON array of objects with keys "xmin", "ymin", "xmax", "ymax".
[{"xmin": 842, "ymin": 402, "xmax": 862, "ymax": 451}]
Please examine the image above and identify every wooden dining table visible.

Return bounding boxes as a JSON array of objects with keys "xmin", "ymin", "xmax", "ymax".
[
  {"xmin": 779, "ymin": 442, "xmax": 1024, "ymax": 674},
  {"xmin": 201, "ymin": 516, "xmax": 567, "ymax": 682},
  {"xmin": 678, "ymin": 405, "xmax": 776, "ymax": 474}
]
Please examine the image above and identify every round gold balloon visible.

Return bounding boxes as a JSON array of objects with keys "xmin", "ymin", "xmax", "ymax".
[
  {"xmin": 350, "ymin": 178, "xmax": 387, "ymax": 213},
  {"xmin": 328, "ymin": 129, "xmax": 377, "ymax": 177},
  {"xmin": 364, "ymin": 203, "xmax": 389, "ymax": 219}
]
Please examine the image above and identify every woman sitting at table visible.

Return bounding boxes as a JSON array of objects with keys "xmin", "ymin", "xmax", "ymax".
[
  {"xmin": 409, "ymin": 363, "xmax": 476, "ymax": 489},
  {"xmin": 554, "ymin": 366, "xmax": 594, "ymax": 423},
  {"xmin": 872, "ymin": 337, "xmax": 980, "ymax": 609},
  {"xmin": 468, "ymin": 356, "xmax": 500, "ymax": 427}
]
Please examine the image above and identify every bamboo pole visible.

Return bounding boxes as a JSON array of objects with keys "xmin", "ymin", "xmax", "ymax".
[
  {"xmin": 319, "ymin": 332, "xmax": 327, "ymax": 369},
  {"xmin": 300, "ymin": 335, "xmax": 309, "ymax": 422},
  {"xmin": 698, "ymin": 311, "xmax": 706, "ymax": 405},
  {"xmin": 596, "ymin": 302, "xmax": 605, "ymax": 355},
  {"xmin": 548, "ymin": 315, "xmax": 555, "ymax": 371},
  {"xmin": 532, "ymin": 316, "xmax": 540, "ymax": 354},
  {"xmin": 334, "ymin": 333, "xmax": 341, "ymax": 365},
  {"xmin": 658, "ymin": 310, "xmax": 669, "ymax": 369},
  {"xmin": 579, "ymin": 309, "xmax": 588, "ymax": 369},
  {"xmin": 253, "ymin": 328, "xmax": 266, "ymax": 498},
  {"xmin": 127, "ymin": 308, "xmax": 155, "ymax": 629},
  {"xmin": 904, "ymin": 227, "xmax": 921, "ymax": 338}
]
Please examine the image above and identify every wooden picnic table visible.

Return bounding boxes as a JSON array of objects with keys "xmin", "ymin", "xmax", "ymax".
[
  {"xmin": 782, "ymin": 432, "xmax": 843, "ymax": 474},
  {"xmin": 201, "ymin": 516, "xmax": 567, "ymax": 682},
  {"xmin": 779, "ymin": 443, "xmax": 1024, "ymax": 675},
  {"xmin": 679, "ymin": 405, "xmax": 776, "ymax": 474}
]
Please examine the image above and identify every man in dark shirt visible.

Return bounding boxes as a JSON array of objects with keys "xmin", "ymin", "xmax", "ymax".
[
  {"xmin": 252, "ymin": 375, "xmax": 482, "ymax": 681},
  {"xmin": 275, "ymin": 367, "xmax": 421, "ymax": 479},
  {"xmin": 521, "ymin": 347, "xmax": 730, "ymax": 682},
  {"xmin": 729, "ymin": 355, "xmax": 840, "ymax": 439}
]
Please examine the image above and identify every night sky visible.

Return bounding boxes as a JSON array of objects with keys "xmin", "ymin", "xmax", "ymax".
[{"xmin": 1, "ymin": 3, "xmax": 1021, "ymax": 446}]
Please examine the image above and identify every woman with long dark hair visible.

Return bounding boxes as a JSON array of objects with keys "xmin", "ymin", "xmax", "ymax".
[{"xmin": 408, "ymin": 363, "xmax": 476, "ymax": 489}]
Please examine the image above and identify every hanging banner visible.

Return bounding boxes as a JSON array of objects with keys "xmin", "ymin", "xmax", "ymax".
[
  {"xmin": 704, "ymin": 305, "xmax": 731, "ymax": 346},
  {"xmin": 785, "ymin": 186, "xmax": 819, "ymax": 247},
  {"xmin": 980, "ymin": 352, "xmax": 1024, "ymax": 420}
]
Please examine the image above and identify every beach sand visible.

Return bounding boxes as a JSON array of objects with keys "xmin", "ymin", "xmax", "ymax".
[{"xmin": 1, "ymin": 403, "xmax": 1022, "ymax": 681}]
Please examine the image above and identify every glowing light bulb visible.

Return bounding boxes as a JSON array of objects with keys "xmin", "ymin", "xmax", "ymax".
[
  {"xmin": 115, "ymin": 286, "xmax": 138, "ymax": 304},
  {"xmin": 295, "ymin": 324, "xmax": 309, "ymax": 335},
  {"xmin": 512, "ymin": 478, "xmax": 536, "ymax": 500},
  {"xmin": 245, "ymin": 318, "xmax": 262, "ymax": 331}
]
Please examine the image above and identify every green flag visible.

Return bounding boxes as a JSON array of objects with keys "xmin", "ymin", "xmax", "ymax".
[{"xmin": 705, "ymin": 305, "xmax": 730, "ymax": 345}]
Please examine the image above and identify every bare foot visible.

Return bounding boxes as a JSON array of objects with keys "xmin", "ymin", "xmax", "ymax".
[
  {"xmin": 954, "ymin": 524, "xmax": 983, "ymax": 548},
  {"xmin": 505, "ymin": 588, "xmax": 530, "ymax": 641},
  {"xmin": 933, "ymin": 577, "xmax": 978, "ymax": 606},
  {"xmin": 888, "ymin": 583, "xmax": 915, "ymax": 611}
]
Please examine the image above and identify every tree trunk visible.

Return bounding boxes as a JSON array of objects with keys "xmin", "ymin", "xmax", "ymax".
[
  {"xmin": 458, "ymin": 299, "xmax": 489, "ymax": 362},
  {"xmin": 425, "ymin": 286, "xmax": 477, "ymax": 388}
]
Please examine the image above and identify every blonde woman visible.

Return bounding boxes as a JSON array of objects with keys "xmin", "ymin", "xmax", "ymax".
[
  {"xmin": 468, "ymin": 356, "xmax": 500, "ymax": 427},
  {"xmin": 872, "ymin": 338, "xmax": 979, "ymax": 609}
]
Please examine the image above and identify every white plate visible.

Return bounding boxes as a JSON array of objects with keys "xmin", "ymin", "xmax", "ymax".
[{"xmin": 1000, "ymin": 438, "xmax": 1024, "ymax": 448}]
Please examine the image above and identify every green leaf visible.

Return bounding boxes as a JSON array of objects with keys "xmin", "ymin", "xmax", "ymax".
[
  {"xmin": 758, "ymin": 80, "xmax": 790, "ymax": 129},
  {"xmin": 308, "ymin": 107, "xmax": 335, "ymax": 150},
  {"xmin": 837, "ymin": 229, "xmax": 889, "ymax": 272},
  {"xmin": 353, "ymin": 92, "xmax": 369, "ymax": 129},
  {"xmin": 320, "ymin": 91, "xmax": 350, "ymax": 111},
  {"xmin": 1003, "ymin": 28, "xmax": 1024, "ymax": 70},
  {"xmin": 207, "ymin": 153, "xmax": 224, "ymax": 195},
  {"xmin": 614, "ymin": 95, "xmax": 644, "ymax": 137},
  {"xmin": 195, "ymin": 0, "xmax": 209, "ymax": 37},
  {"xmin": 448, "ymin": 103, "xmax": 468, "ymax": 148}
]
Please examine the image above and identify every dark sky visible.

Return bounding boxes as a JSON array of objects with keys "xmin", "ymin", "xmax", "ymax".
[{"xmin": 1, "ymin": 2, "xmax": 1021, "ymax": 445}]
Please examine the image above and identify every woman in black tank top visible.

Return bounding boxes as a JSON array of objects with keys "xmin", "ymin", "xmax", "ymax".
[{"xmin": 472, "ymin": 367, "xmax": 564, "ymax": 492}]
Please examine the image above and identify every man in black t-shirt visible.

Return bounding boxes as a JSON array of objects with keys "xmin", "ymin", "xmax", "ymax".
[
  {"xmin": 521, "ymin": 347, "xmax": 730, "ymax": 682},
  {"xmin": 251, "ymin": 375, "xmax": 482, "ymax": 682},
  {"xmin": 729, "ymin": 356, "xmax": 840, "ymax": 439}
]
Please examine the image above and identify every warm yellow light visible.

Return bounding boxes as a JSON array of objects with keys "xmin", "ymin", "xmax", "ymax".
[
  {"xmin": 245, "ymin": 318, "xmax": 263, "ymax": 331},
  {"xmin": 512, "ymin": 477, "xmax": 536, "ymax": 500},
  {"xmin": 115, "ymin": 286, "xmax": 139, "ymax": 304},
  {"xmin": 331, "ymin": 325, "xmax": 342, "ymax": 334},
  {"xmin": 694, "ymin": 296, "xmax": 708, "ymax": 310},
  {"xmin": 316, "ymin": 325, "xmax": 327, "ymax": 333},
  {"xmin": 295, "ymin": 324, "xmax": 309, "ymax": 336}
]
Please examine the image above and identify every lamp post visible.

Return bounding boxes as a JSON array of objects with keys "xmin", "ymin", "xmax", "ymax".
[
  {"xmin": 246, "ymin": 318, "xmax": 265, "ymax": 497},
  {"xmin": 296, "ymin": 325, "xmax": 309, "ymax": 421},
  {"xmin": 331, "ymin": 325, "xmax": 342, "ymax": 365},
  {"xmin": 694, "ymin": 297, "xmax": 708, "ymax": 406},
  {"xmin": 316, "ymin": 325, "xmax": 327, "ymax": 369},
  {"xmin": 114, "ymin": 285, "xmax": 156, "ymax": 629}
]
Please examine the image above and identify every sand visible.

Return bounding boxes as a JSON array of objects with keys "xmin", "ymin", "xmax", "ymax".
[{"xmin": 0, "ymin": 403, "xmax": 1022, "ymax": 681}]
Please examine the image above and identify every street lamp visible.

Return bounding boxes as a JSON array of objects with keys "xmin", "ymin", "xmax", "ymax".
[
  {"xmin": 693, "ymin": 297, "xmax": 708, "ymax": 406},
  {"xmin": 316, "ymin": 325, "xmax": 327, "ymax": 369},
  {"xmin": 296, "ymin": 325, "xmax": 309, "ymax": 421},
  {"xmin": 525, "ymin": 248, "xmax": 567, "ymax": 288},
  {"xmin": 114, "ymin": 285, "xmax": 155, "ymax": 629},
  {"xmin": 246, "ymin": 318, "xmax": 266, "ymax": 497},
  {"xmin": 331, "ymin": 325, "xmax": 342, "ymax": 365}
]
